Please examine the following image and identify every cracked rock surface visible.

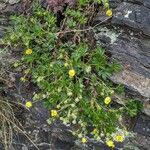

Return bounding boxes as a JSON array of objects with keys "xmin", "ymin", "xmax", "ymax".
[
  {"xmin": 94, "ymin": 0, "xmax": 150, "ymax": 116},
  {"xmin": 94, "ymin": 1, "xmax": 150, "ymax": 149}
]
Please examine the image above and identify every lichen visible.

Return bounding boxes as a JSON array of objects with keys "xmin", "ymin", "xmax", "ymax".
[{"xmin": 94, "ymin": 27, "xmax": 122, "ymax": 45}]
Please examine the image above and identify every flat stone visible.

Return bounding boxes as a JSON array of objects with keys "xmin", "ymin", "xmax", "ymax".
[
  {"xmin": 112, "ymin": 2, "xmax": 150, "ymax": 36},
  {"xmin": 110, "ymin": 70, "xmax": 150, "ymax": 100}
]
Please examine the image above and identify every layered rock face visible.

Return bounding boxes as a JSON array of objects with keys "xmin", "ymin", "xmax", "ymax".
[
  {"xmin": 94, "ymin": 1, "xmax": 150, "ymax": 149},
  {"xmin": 94, "ymin": 0, "xmax": 150, "ymax": 111},
  {"xmin": 0, "ymin": 0, "xmax": 150, "ymax": 150}
]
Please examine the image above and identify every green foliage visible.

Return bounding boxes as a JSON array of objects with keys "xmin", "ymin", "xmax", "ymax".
[
  {"xmin": 125, "ymin": 99, "xmax": 143, "ymax": 117},
  {"xmin": 65, "ymin": 9, "xmax": 87, "ymax": 28},
  {"xmin": 3, "ymin": 0, "xmax": 131, "ymax": 145},
  {"xmin": 5, "ymin": 4, "xmax": 58, "ymax": 48}
]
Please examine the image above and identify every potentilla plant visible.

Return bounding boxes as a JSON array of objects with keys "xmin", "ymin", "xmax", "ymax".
[{"xmin": 3, "ymin": 0, "xmax": 134, "ymax": 148}]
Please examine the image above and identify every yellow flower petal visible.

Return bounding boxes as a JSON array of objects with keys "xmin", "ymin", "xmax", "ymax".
[
  {"xmin": 68, "ymin": 69, "xmax": 76, "ymax": 77},
  {"xmin": 25, "ymin": 101, "xmax": 32, "ymax": 108},
  {"xmin": 106, "ymin": 140, "xmax": 115, "ymax": 148},
  {"xmin": 104, "ymin": 97, "xmax": 111, "ymax": 105},
  {"xmin": 51, "ymin": 110, "xmax": 58, "ymax": 117},
  {"xmin": 25, "ymin": 49, "xmax": 32, "ymax": 55},
  {"xmin": 106, "ymin": 9, "xmax": 113, "ymax": 17},
  {"xmin": 115, "ymin": 134, "xmax": 124, "ymax": 142}
]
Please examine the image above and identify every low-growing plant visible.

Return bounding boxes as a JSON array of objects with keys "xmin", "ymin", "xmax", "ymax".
[
  {"xmin": 3, "ymin": 0, "xmax": 137, "ymax": 148},
  {"xmin": 125, "ymin": 99, "xmax": 143, "ymax": 117}
]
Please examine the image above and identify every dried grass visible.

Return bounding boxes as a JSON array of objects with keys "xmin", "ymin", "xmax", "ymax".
[
  {"xmin": 0, "ymin": 98, "xmax": 40, "ymax": 150},
  {"xmin": 0, "ymin": 98, "xmax": 15, "ymax": 150}
]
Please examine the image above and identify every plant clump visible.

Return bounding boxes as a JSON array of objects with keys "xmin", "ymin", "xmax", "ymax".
[{"xmin": 3, "ymin": 0, "xmax": 142, "ymax": 148}]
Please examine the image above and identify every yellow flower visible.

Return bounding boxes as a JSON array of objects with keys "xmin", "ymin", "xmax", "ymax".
[
  {"xmin": 106, "ymin": 9, "xmax": 113, "ymax": 17},
  {"xmin": 106, "ymin": 140, "xmax": 115, "ymax": 148},
  {"xmin": 81, "ymin": 138, "xmax": 87, "ymax": 144},
  {"xmin": 51, "ymin": 110, "xmax": 58, "ymax": 117},
  {"xmin": 104, "ymin": 97, "xmax": 111, "ymax": 105},
  {"xmin": 25, "ymin": 49, "xmax": 32, "ymax": 55},
  {"xmin": 115, "ymin": 134, "xmax": 124, "ymax": 142},
  {"xmin": 68, "ymin": 69, "xmax": 76, "ymax": 77},
  {"xmin": 25, "ymin": 101, "xmax": 32, "ymax": 108}
]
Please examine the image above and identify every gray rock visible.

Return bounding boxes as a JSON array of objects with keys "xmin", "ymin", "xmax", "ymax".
[
  {"xmin": 112, "ymin": 2, "xmax": 150, "ymax": 36},
  {"xmin": 134, "ymin": 114, "xmax": 150, "ymax": 137},
  {"xmin": 109, "ymin": 0, "xmax": 123, "ymax": 8},
  {"xmin": 125, "ymin": 133, "xmax": 150, "ymax": 150},
  {"xmin": 143, "ymin": 101, "xmax": 150, "ymax": 116},
  {"xmin": 94, "ymin": 25, "xmax": 150, "ymax": 101},
  {"xmin": 144, "ymin": 0, "xmax": 150, "ymax": 8},
  {"xmin": 126, "ymin": 0, "xmax": 144, "ymax": 4},
  {"xmin": 1, "ymin": 3, "xmax": 22, "ymax": 14},
  {"xmin": 134, "ymin": 134, "xmax": 150, "ymax": 150},
  {"xmin": 126, "ymin": 0, "xmax": 150, "ymax": 8},
  {"xmin": 110, "ymin": 70, "xmax": 150, "ymax": 100}
]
